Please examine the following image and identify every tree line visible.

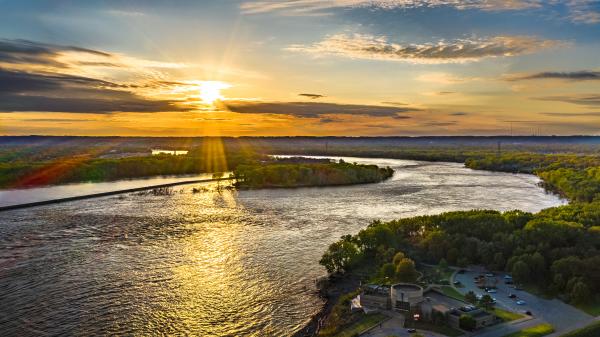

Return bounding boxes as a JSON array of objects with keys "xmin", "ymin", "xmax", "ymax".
[{"xmin": 233, "ymin": 160, "xmax": 394, "ymax": 188}]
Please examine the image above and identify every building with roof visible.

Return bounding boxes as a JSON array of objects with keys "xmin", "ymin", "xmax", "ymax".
[{"xmin": 447, "ymin": 305, "xmax": 496, "ymax": 329}]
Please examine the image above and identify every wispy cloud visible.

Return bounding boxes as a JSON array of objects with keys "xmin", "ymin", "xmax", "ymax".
[
  {"xmin": 218, "ymin": 100, "xmax": 419, "ymax": 118},
  {"xmin": 541, "ymin": 111, "xmax": 600, "ymax": 117},
  {"xmin": 537, "ymin": 94, "xmax": 600, "ymax": 107},
  {"xmin": 241, "ymin": 1, "xmax": 600, "ymax": 24},
  {"xmin": 506, "ymin": 70, "xmax": 600, "ymax": 81},
  {"xmin": 557, "ymin": 0, "xmax": 600, "ymax": 24},
  {"xmin": 286, "ymin": 34, "xmax": 562, "ymax": 64},
  {"xmin": 299, "ymin": 93, "xmax": 325, "ymax": 99},
  {"xmin": 241, "ymin": 0, "xmax": 543, "ymax": 15}
]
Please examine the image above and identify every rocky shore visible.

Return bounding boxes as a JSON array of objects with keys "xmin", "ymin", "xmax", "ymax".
[{"xmin": 292, "ymin": 274, "xmax": 361, "ymax": 337}]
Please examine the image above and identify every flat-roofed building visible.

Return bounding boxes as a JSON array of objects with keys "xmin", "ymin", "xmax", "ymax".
[
  {"xmin": 447, "ymin": 305, "xmax": 495, "ymax": 329},
  {"xmin": 360, "ymin": 284, "xmax": 391, "ymax": 310}
]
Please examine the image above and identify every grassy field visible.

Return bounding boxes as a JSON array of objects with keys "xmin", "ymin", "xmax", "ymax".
[
  {"xmin": 440, "ymin": 286, "xmax": 466, "ymax": 301},
  {"xmin": 574, "ymin": 303, "xmax": 600, "ymax": 316},
  {"xmin": 333, "ymin": 313, "xmax": 388, "ymax": 337},
  {"xmin": 405, "ymin": 320, "xmax": 464, "ymax": 337},
  {"xmin": 503, "ymin": 323, "xmax": 554, "ymax": 337},
  {"xmin": 559, "ymin": 320, "xmax": 600, "ymax": 337},
  {"xmin": 491, "ymin": 307, "xmax": 525, "ymax": 322}
]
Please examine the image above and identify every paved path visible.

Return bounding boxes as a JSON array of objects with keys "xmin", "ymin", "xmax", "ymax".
[
  {"xmin": 545, "ymin": 316, "xmax": 600, "ymax": 337},
  {"xmin": 361, "ymin": 313, "xmax": 447, "ymax": 337}
]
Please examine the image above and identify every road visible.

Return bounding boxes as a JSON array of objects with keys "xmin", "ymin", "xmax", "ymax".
[
  {"xmin": 361, "ymin": 313, "xmax": 446, "ymax": 337},
  {"xmin": 453, "ymin": 267, "xmax": 593, "ymax": 334}
]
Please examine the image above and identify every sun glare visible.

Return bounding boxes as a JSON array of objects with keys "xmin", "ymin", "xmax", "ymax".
[{"xmin": 199, "ymin": 81, "xmax": 231, "ymax": 105}]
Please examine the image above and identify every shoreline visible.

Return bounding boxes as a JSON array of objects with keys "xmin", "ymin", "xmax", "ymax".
[{"xmin": 292, "ymin": 274, "xmax": 362, "ymax": 337}]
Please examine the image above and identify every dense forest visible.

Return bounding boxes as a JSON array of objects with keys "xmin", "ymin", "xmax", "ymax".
[
  {"xmin": 0, "ymin": 149, "xmax": 261, "ymax": 188},
  {"xmin": 233, "ymin": 159, "xmax": 394, "ymax": 188},
  {"xmin": 465, "ymin": 153, "xmax": 600, "ymax": 202}
]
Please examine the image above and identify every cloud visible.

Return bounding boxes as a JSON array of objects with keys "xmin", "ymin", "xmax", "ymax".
[
  {"xmin": 241, "ymin": 1, "xmax": 543, "ymax": 15},
  {"xmin": 381, "ymin": 101, "xmax": 408, "ymax": 106},
  {"xmin": 506, "ymin": 71, "xmax": 600, "ymax": 81},
  {"xmin": 540, "ymin": 111, "xmax": 600, "ymax": 117},
  {"xmin": 537, "ymin": 94, "xmax": 600, "ymax": 107},
  {"xmin": 241, "ymin": 1, "xmax": 599, "ymax": 24},
  {"xmin": 286, "ymin": 34, "xmax": 562, "ymax": 64},
  {"xmin": 0, "ymin": 39, "xmax": 111, "ymax": 68},
  {"xmin": 218, "ymin": 100, "xmax": 419, "ymax": 118},
  {"xmin": 557, "ymin": 0, "xmax": 600, "ymax": 24},
  {"xmin": 0, "ymin": 55, "xmax": 190, "ymax": 113},
  {"xmin": 0, "ymin": 39, "xmax": 198, "ymax": 113},
  {"xmin": 299, "ymin": 93, "xmax": 325, "ymax": 99}
]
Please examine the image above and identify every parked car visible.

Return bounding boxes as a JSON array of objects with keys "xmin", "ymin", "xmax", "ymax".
[
  {"xmin": 516, "ymin": 300, "xmax": 526, "ymax": 305},
  {"xmin": 505, "ymin": 280, "xmax": 514, "ymax": 285},
  {"xmin": 487, "ymin": 289, "xmax": 497, "ymax": 293},
  {"xmin": 485, "ymin": 273, "xmax": 495, "ymax": 277},
  {"xmin": 453, "ymin": 280, "xmax": 461, "ymax": 285},
  {"xmin": 504, "ymin": 274, "xmax": 513, "ymax": 280},
  {"xmin": 525, "ymin": 311, "xmax": 533, "ymax": 316},
  {"xmin": 407, "ymin": 328, "xmax": 417, "ymax": 333},
  {"xmin": 508, "ymin": 293, "xmax": 517, "ymax": 299}
]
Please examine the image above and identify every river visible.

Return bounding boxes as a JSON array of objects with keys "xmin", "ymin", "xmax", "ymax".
[{"xmin": 0, "ymin": 157, "xmax": 565, "ymax": 336}]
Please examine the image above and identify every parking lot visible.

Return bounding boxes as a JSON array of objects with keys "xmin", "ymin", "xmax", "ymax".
[{"xmin": 453, "ymin": 267, "xmax": 593, "ymax": 332}]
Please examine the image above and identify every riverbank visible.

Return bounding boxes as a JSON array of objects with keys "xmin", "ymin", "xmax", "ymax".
[{"xmin": 292, "ymin": 274, "xmax": 362, "ymax": 337}]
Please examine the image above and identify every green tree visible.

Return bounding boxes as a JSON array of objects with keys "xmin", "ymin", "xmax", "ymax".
[
  {"xmin": 570, "ymin": 281, "xmax": 591, "ymax": 304},
  {"xmin": 459, "ymin": 315, "xmax": 476, "ymax": 331},
  {"xmin": 438, "ymin": 258, "xmax": 448, "ymax": 270},
  {"xmin": 393, "ymin": 251, "xmax": 406, "ymax": 265},
  {"xmin": 512, "ymin": 260, "xmax": 531, "ymax": 284},
  {"xmin": 380, "ymin": 263, "xmax": 396, "ymax": 279},
  {"xmin": 465, "ymin": 291, "xmax": 477, "ymax": 304},
  {"xmin": 396, "ymin": 258, "xmax": 418, "ymax": 282},
  {"xmin": 479, "ymin": 294, "xmax": 494, "ymax": 310},
  {"xmin": 319, "ymin": 238, "xmax": 358, "ymax": 273}
]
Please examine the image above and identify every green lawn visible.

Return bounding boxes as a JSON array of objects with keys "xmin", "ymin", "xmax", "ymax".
[
  {"xmin": 405, "ymin": 320, "xmax": 464, "ymax": 337},
  {"xmin": 441, "ymin": 286, "xmax": 466, "ymax": 301},
  {"xmin": 491, "ymin": 307, "xmax": 525, "ymax": 322},
  {"xmin": 333, "ymin": 313, "xmax": 388, "ymax": 337},
  {"xmin": 574, "ymin": 302, "xmax": 600, "ymax": 316},
  {"xmin": 560, "ymin": 320, "xmax": 600, "ymax": 337},
  {"xmin": 503, "ymin": 323, "xmax": 554, "ymax": 337}
]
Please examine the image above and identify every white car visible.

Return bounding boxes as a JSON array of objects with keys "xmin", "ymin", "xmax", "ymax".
[
  {"xmin": 487, "ymin": 289, "xmax": 497, "ymax": 293},
  {"xmin": 516, "ymin": 300, "xmax": 526, "ymax": 305}
]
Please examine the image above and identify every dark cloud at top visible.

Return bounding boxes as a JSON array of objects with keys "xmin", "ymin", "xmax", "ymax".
[
  {"xmin": 299, "ymin": 93, "xmax": 325, "ymax": 99},
  {"xmin": 0, "ymin": 39, "xmax": 192, "ymax": 113},
  {"xmin": 218, "ymin": 100, "xmax": 419, "ymax": 118},
  {"xmin": 0, "ymin": 68, "xmax": 125, "ymax": 93},
  {"xmin": 0, "ymin": 66, "xmax": 189, "ymax": 113},
  {"xmin": 508, "ymin": 71, "xmax": 600, "ymax": 81},
  {"xmin": 0, "ymin": 39, "xmax": 111, "ymax": 68}
]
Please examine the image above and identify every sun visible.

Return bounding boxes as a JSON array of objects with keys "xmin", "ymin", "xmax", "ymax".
[{"xmin": 199, "ymin": 81, "xmax": 231, "ymax": 105}]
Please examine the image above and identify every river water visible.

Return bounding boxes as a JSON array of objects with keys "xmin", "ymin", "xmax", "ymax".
[{"xmin": 0, "ymin": 157, "xmax": 565, "ymax": 336}]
